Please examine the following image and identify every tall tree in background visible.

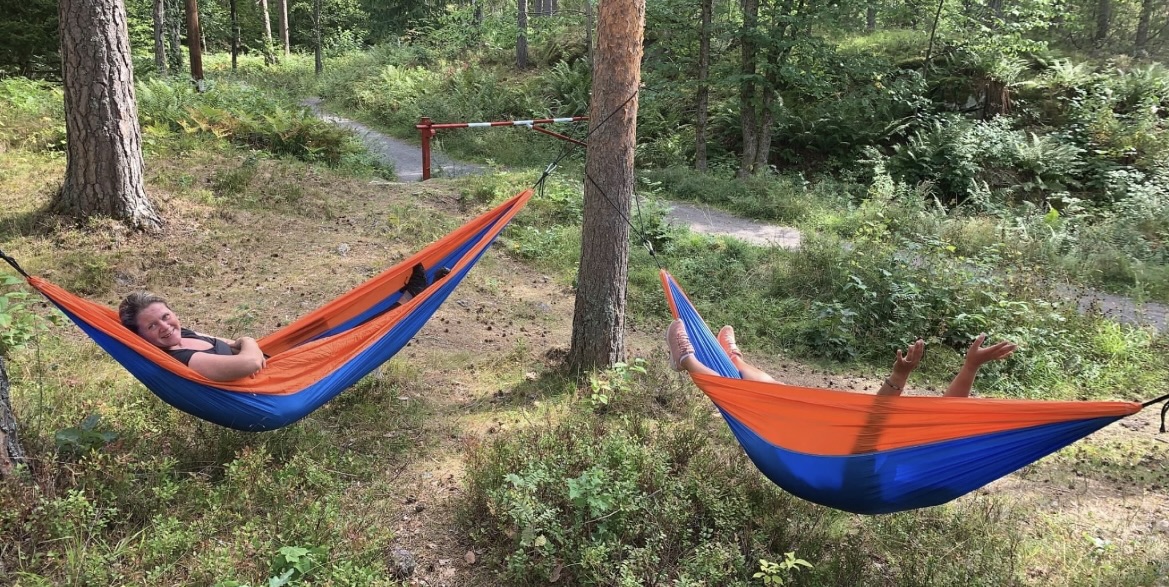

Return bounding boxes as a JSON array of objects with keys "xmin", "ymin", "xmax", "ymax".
[
  {"xmin": 737, "ymin": 0, "xmax": 767, "ymax": 176},
  {"xmin": 1134, "ymin": 0, "xmax": 1157, "ymax": 53},
  {"xmin": 152, "ymin": 0, "xmax": 168, "ymax": 74},
  {"xmin": 258, "ymin": 0, "xmax": 275, "ymax": 64},
  {"xmin": 185, "ymin": 0, "xmax": 204, "ymax": 88},
  {"xmin": 1095, "ymin": 0, "xmax": 1111, "ymax": 47},
  {"xmin": 166, "ymin": 0, "xmax": 183, "ymax": 72},
  {"xmin": 57, "ymin": 0, "xmax": 162, "ymax": 230},
  {"xmin": 517, "ymin": 0, "xmax": 529, "ymax": 69},
  {"xmin": 695, "ymin": 0, "xmax": 712, "ymax": 171},
  {"xmin": 568, "ymin": 0, "xmax": 645, "ymax": 371},
  {"xmin": 313, "ymin": 0, "xmax": 322, "ymax": 74},
  {"xmin": 230, "ymin": 0, "xmax": 239, "ymax": 69},
  {"xmin": 278, "ymin": 0, "xmax": 289, "ymax": 56}
]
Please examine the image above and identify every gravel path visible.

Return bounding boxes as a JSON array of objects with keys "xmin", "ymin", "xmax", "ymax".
[
  {"xmin": 308, "ymin": 101, "xmax": 1169, "ymax": 333},
  {"xmin": 303, "ymin": 98, "xmax": 484, "ymax": 182}
]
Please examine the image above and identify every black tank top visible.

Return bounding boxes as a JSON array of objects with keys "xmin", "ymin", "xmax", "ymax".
[{"xmin": 167, "ymin": 328, "xmax": 233, "ymax": 365}]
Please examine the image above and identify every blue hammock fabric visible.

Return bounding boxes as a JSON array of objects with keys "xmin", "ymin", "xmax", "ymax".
[
  {"xmin": 24, "ymin": 189, "xmax": 533, "ymax": 432},
  {"xmin": 660, "ymin": 270, "xmax": 1143, "ymax": 514}
]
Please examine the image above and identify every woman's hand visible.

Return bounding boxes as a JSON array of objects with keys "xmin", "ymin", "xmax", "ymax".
[
  {"xmin": 963, "ymin": 334, "xmax": 1018, "ymax": 368},
  {"xmin": 891, "ymin": 339, "xmax": 924, "ymax": 380}
]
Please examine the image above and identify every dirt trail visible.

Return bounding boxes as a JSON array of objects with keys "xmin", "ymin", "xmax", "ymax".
[
  {"xmin": 306, "ymin": 100, "xmax": 1169, "ymax": 334},
  {"xmin": 297, "ymin": 105, "xmax": 1169, "ymax": 586}
]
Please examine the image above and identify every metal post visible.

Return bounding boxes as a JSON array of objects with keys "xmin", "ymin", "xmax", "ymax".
[{"xmin": 418, "ymin": 117, "xmax": 433, "ymax": 181}]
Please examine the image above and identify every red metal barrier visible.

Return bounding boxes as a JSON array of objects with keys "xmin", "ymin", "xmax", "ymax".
[{"xmin": 415, "ymin": 116, "xmax": 588, "ymax": 180}]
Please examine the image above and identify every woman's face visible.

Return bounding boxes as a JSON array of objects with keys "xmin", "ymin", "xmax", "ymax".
[{"xmin": 134, "ymin": 302, "xmax": 182, "ymax": 349}]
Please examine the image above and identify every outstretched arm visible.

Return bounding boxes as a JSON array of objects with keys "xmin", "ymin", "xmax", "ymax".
[
  {"xmin": 944, "ymin": 334, "xmax": 1017, "ymax": 397},
  {"xmin": 878, "ymin": 339, "xmax": 924, "ymax": 396},
  {"xmin": 187, "ymin": 337, "xmax": 267, "ymax": 382}
]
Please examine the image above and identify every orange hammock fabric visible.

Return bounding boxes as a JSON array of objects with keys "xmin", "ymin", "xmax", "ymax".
[{"xmin": 6, "ymin": 189, "xmax": 532, "ymax": 430}]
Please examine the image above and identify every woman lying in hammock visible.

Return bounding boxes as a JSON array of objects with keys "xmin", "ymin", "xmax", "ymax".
[
  {"xmin": 666, "ymin": 320, "xmax": 1017, "ymax": 397},
  {"xmin": 119, "ymin": 264, "xmax": 444, "ymax": 382}
]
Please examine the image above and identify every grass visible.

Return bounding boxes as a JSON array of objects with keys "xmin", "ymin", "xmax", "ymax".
[{"xmin": 1, "ymin": 65, "xmax": 1168, "ymax": 586}]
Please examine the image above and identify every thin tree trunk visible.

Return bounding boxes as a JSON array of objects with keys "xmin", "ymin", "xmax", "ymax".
[
  {"xmin": 258, "ymin": 0, "xmax": 275, "ymax": 65},
  {"xmin": 1095, "ymin": 0, "xmax": 1111, "ymax": 47},
  {"xmin": 517, "ymin": 0, "xmax": 529, "ymax": 69},
  {"xmin": 166, "ymin": 0, "xmax": 183, "ymax": 71},
  {"xmin": 584, "ymin": 0, "xmax": 594, "ymax": 63},
  {"xmin": 568, "ymin": 0, "xmax": 645, "ymax": 371},
  {"xmin": 738, "ymin": 0, "xmax": 760, "ymax": 178},
  {"xmin": 230, "ymin": 0, "xmax": 238, "ymax": 69},
  {"xmin": 185, "ymin": 0, "xmax": 203, "ymax": 89},
  {"xmin": 1134, "ymin": 0, "xmax": 1155, "ymax": 53},
  {"xmin": 57, "ymin": 0, "xmax": 162, "ymax": 230},
  {"xmin": 925, "ymin": 0, "xmax": 945, "ymax": 67},
  {"xmin": 313, "ymin": 0, "xmax": 322, "ymax": 74},
  {"xmin": 278, "ymin": 0, "xmax": 289, "ymax": 57},
  {"xmin": 695, "ymin": 0, "xmax": 712, "ymax": 172},
  {"xmin": 152, "ymin": 0, "xmax": 167, "ymax": 74},
  {"xmin": 0, "ymin": 357, "xmax": 27, "ymax": 479},
  {"xmin": 866, "ymin": 4, "xmax": 876, "ymax": 31}
]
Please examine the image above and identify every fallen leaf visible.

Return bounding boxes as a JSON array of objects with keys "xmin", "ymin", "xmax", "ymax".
[{"xmin": 464, "ymin": 550, "xmax": 476, "ymax": 565}]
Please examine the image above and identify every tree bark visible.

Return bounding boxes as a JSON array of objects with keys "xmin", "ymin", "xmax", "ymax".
[
  {"xmin": 1134, "ymin": 0, "xmax": 1155, "ymax": 53},
  {"xmin": 57, "ymin": 0, "xmax": 162, "ymax": 231},
  {"xmin": 0, "ymin": 357, "xmax": 27, "ymax": 479},
  {"xmin": 278, "ymin": 0, "xmax": 289, "ymax": 57},
  {"xmin": 695, "ymin": 0, "xmax": 712, "ymax": 172},
  {"xmin": 313, "ymin": 0, "xmax": 322, "ymax": 75},
  {"xmin": 737, "ymin": 0, "xmax": 760, "ymax": 177},
  {"xmin": 152, "ymin": 0, "xmax": 167, "ymax": 74},
  {"xmin": 230, "ymin": 0, "xmax": 239, "ymax": 69},
  {"xmin": 258, "ymin": 0, "xmax": 275, "ymax": 64},
  {"xmin": 584, "ymin": 0, "xmax": 594, "ymax": 63},
  {"xmin": 185, "ymin": 0, "xmax": 204, "ymax": 88},
  {"xmin": 517, "ymin": 0, "xmax": 529, "ymax": 69},
  {"xmin": 166, "ymin": 0, "xmax": 183, "ymax": 72},
  {"xmin": 866, "ymin": 4, "xmax": 876, "ymax": 31},
  {"xmin": 1095, "ymin": 0, "xmax": 1111, "ymax": 47},
  {"xmin": 568, "ymin": 0, "xmax": 645, "ymax": 371}
]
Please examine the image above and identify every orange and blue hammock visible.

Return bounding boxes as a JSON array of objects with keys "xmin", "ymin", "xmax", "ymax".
[
  {"xmin": 2, "ymin": 189, "xmax": 532, "ymax": 432},
  {"xmin": 660, "ymin": 270, "xmax": 1162, "ymax": 514}
]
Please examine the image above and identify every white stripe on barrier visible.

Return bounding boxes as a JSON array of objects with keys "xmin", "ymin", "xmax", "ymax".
[
  {"xmin": 552, "ymin": 118, "xmax": 574, "ymax": 123},
  {"xmin": 467, "ymin": 122, "xmax": 491, "ymax": 128},
  {"xmin": 514, "ymin": 120, "xmax": 534, "ymax": 126}
]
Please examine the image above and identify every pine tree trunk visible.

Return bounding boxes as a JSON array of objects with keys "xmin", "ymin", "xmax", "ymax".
[
  {"xmin": 258, "ymin": 0, "xmax": 275, "ymax": 65},
  {"xmin": 584, "ymin": 0, "xmax": 594, "ymax": 63},
  {"xmin": 278, "ymin": 0, "xmax": 289, "ymax": 57},
  {"xmin": 230, "ymin": 0, "xmax": 239, "ymax": 69},
  {"xmin": 568, "ymin": 0, "xmax": 645, "ymax": 371},
  {"xmin": 517, "ymin": 0, "xmax": 529, "ymax": 69},
  {"xmin": 695, "ymin": 0, "xmax": 712, "ymax": 172},
  {"xmin": 738, "ymin": 0, "xmax": 760, "ymax": 177},
  {"xmin": 153, "ymin": 0, "xmax": 167, "ymax": 74},
  {"xmin": 313, "ymin": 0, "xmax": 322, "ymax": 74},
  {"xmin": 1134, "ymin": 0, "xmax": 1154, "ymax": 53},
  {"xmin": 166, "ymin": 0, "xmax": 184, "ymax": 71},
  {"xmin": 1095, "ymin": 0, "xmax": 1111, "ymax": 47},
  {"xmin": 185, "ymin": 0, "xmax": 204, "ymax": 88},
  {"xmin": 866, "ymin": 4, "xmax": 876, "ymax": 31},
  {"xmin": 0, "ymin": 357, "xmax": 27, "ymax": 479},
  {"xmin": 57, "ymin": 0, "xmax": 162, "ymax": 231}
]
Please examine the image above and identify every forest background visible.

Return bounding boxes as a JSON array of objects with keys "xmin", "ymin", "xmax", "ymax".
[{"xmin": 2, "ymin": 0, "xmax": 1169, "ymax": 583}]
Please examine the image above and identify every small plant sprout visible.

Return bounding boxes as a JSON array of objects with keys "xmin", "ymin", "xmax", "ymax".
[{"xmin": 753, "ymin": 552, "xmax": 813, "ymax": 585}]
